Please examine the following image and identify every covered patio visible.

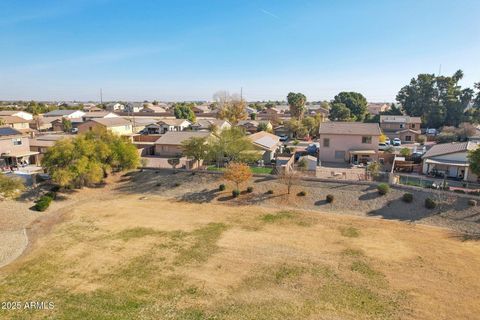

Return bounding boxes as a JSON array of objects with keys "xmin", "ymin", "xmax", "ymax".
[
  {"xmin": 349, "ymin": 149, "xmax": 377, "ymax": 165},
  {"xmin": 424, "ymin": 158, "xmax": 470, "ymax": 181},
  {"xmin": 1, "ymin": 150, "xmax": 39, "ymax": 170}
]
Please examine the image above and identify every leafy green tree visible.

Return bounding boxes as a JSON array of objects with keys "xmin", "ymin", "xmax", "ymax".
[
  {"xmin": 257, "ymin": 122, "xmax": 270, "ymax": 132},
  {"xmin": 218, "ymin": 100, "xmax": 247, "ymax": 124},
  {"xmin": 397, "ymin": 70, "xmax": 473, "ymax": 128},
  {"xmin": 302, "ymin": 116, "xmax": 320, "ymax": 137},
  {"xmin": 42, "ymin": 130, "xmax": 140, "ymax": 188},
  {"xmin": 468, "ymin": 147, "xmax": 480, "ymax": 177},
  {"xmin": 332, "ymin": 92, "xmax": 368, "ymax": 121},
  {"xmin": 181, "ymin": 136, "xmax": 209, "ymax": 169},
  {"xmin": 208, "ymin": 127, "xmax": 260, "ymax": 165},
  {"xmin": 285, "ymin": 119, "xmax": 308, "ymax": 138},
  {"xmin": 328, "ymin": 103, "xmax": 352, "ymax": 121},
  {"xmin": 62, "ymin": 118, "xmax": 72, "ymax": 132},
  {"xmin": 287, "ymin": 92, "xmax": 307, "ymax": 119},
  {"xmin": 173, "ymin": 103, "xmax": 196, "ymax": 122},
  {"xmin": 399, "ymin": 147, "xmax": 411, "ymax": 157}
]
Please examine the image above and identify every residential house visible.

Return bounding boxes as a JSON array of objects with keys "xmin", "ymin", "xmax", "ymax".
[
  {"xmin": 157, "ymin": 119, "xmax": 191, "ymax": 134},
  {"xmin": 0, "ymin": 110, "xmax": 33, "ymax": 121},
  {"xmin": 191, "ymin": 119, "xmax": 231, "ymax": 132},
  {"xmin": 130, "ymin": 118, "xmax": 158, "ymax": 134},
  {"xmin": 105, "ymin": 102, "xmax": 125, "ymax": 112},
  {"xmin": 82, "ymin": 105, "xmax": 103, "ymax": 112},
  {"xmin": 29, "ymin": 134, "xmax": 72, "ymax": 161},
  {"xmin": 77, "ymin": 118, "xmax": 133, "ymax": 135},
  {"xmin": 154, "ymin": 131, "xmax": 211, "ymax": 157},
  {"xmin": 380, "ymin": 115, "xmax": 421, "ymax": 143},
  {"xmin": 0, "ymin": 127, "xmax": 39, "ymax": 168},
  {"xmin": 0, "ymin": 116, "xmax": 31, "ymax": 132},
  {"xmin": 318, "ymin": 122, "xmax": 382, "ymax": 164},
  {"xmin": 245, "ymin": 106, "xmax": 256, "ymax": 115},
  {"xmin": 248, "ymin": 131, "xmax": 281, "ymax": 163},
  {"xmin": 30, "ymin": 116, "xmax": 61, "ymax": 131},
  {"xmin": 237, "ymin": 120, "xmax": 273, "ymax": 134},
  {"xmin": 306, "ymin": 105, "xmax": 329, "ymax": 120},
  {"xmin": 367, "ymin": 103, "xmax": 391, "ymax": 115},
  {"xmin": 191, "ymin": 105, "xmax": 210, "ymax": 114},
  {"xmin": 140, "ymin": 105, "xmax": 167, "ymax": 113},
  {"xmin": 421, "ymin": 141, "xmax": 479, "ymax": 182},
  {"xmin": 124, "ymin": 102, "xmax": 144, "ymax": 113},
  {"xmin": 43, "ymin": 109, "xmax": 86, "ymax": 119},
  {"xmin": 82, "ymin": 111, "xmax": 119, "ymax": 122}
]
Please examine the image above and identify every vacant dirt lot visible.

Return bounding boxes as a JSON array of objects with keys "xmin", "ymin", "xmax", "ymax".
[{"xmin": 1, "ymin": 170, "xmax": 480, "ymax": 319}]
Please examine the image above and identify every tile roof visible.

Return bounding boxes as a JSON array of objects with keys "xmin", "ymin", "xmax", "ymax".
[
  {"xmin": 91, "ymin": 117, "xmax": 131, "ymax": 127},
  {"xmin": 248, "ymin": 131, "xmax": 280, "ymax": 151},
  {"xmin": 318, "ymin": 122, "xmax": 382, "ymax": 136},
  {"xmin": 44, "ymin": 109, "xmax": 84, "ymax": 116},
  {"xmin": 380, "ymin": 115, "xmax": 422, "ymax": 123},
  {"xmin": 0, "ymin": 115, "xmax": 28, "ymax": 123},
  {"xmin": 422, "ymin": 141, "xmax": 479, "ymax": 158},
  {"xmin": 154, "ymin": 131, "xmax": 210, "ymax": 145}
]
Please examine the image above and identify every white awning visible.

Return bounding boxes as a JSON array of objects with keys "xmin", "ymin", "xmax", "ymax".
[
  {"xmin": 425, "ymin": 159, "xmax": 469, "ymax": 167},
  {"xmin": 349, "ymin": 150, "xmax": 376, "ymax": 155}
]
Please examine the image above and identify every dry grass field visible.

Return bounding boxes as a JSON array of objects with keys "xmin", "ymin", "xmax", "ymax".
[{"xmin": 1, "ymin": 182, "xmax": 480, "ymax": 319}]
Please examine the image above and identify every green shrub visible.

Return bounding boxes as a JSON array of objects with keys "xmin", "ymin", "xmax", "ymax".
[
  {"xmin": 46, "ymin": 191, "xmax": 57, "ymax": 200},
  {"xmin": 402, "ymin": 193, "xmax": 413, "ymax": 203},
  {"xmin": 246, "ymin": 186, "xmax": 254, "ymax": 193},
  {"xmin": 266, "ymin": 189, "xmax": 274, "ymax": 195},
  {"xmin": 297, "ymin": 191, "xmax": 307, "ymax": 196},
  {"xmin": 468, "ymin": 199, "xmax": 477, "ymax": 207},
  {"xmin": 232, "ymin": 189, "xmax": 240, "ymax": 198},
  {"xmin": 219, "ymin": 184, "xmax": 226, "ymax": 191},
  {"xmin": 326, "ymin": 194, "xmax": 334, "ymax": 203},
  {"xmin": 425, "ymin": 198, "xmax": 436, "ymax": 209},
  {"xmin": 34, "ymin": 195, "xmax": 53, "ymax": 212},
  {"xmin": 454, "ymin": 189, "xmax": 466, "ymax": 194},
  {"xmin": 174, "ymin": 182, "xmax": 181, "ymax": 187},
  {"xmin": 377, "ymin": 183, "xmax": 390, "ymax": 195}
]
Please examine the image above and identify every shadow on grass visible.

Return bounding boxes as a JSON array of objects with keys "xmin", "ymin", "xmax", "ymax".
[{"xmin": 450, "ymin": 232, "xmax": 480, "ymax": 242}]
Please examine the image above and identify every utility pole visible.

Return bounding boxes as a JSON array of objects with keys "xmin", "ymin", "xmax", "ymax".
[
  {"xmin": 100, "ymin": 88, "xmax": 103, "ymax": 104},
  {"xmin": 438, "ymin": 64, "xmax": 442, "ymax": 76},
  {"xmin": 240, "ymin": 87, "xmax": 243, "ymax": 102}
]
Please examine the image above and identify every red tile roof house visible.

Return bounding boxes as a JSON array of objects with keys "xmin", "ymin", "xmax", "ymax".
[
  {"xmin": 318, "ymin": 122, "xmax": 382, "ymax": 164},
  {"xmin": 421, "ymin": 141, "xmax": 479, "ymax": 182}
]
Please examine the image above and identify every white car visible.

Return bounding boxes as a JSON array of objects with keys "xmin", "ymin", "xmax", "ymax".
[
  {"xmin": 378, "ymin": 143, "xmax": 388, "ymax": 151},
  {"xmin": 392, "ymin": 138, "xmax": 401, "ymax": 146},
  {"xmin": 385, "ymin": 137, "xmax": 391, "ymax": 145}
]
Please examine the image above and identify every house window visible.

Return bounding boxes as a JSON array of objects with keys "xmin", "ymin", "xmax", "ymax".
[
  {"xmin": 411, "ymin": 124, "xmax": 416, "ymax": 129},
  {"xmin": 405, "ymin": 135, "xmax": 412, "ymax": 142},
  {"xmin": 323, "ymin": 138, "xmax": 330, "ymax": 147},
  {"xmin": 362, "ymin": 136, "xmax": 372, "ymax": 144},
  {"xmin": 400, "ymin": 124, "xmax": 405, "ymax": 128},
  {"xmin": 335, "ymin": 150, "xmax": 345, "ymax": 160},
  {"xmin": 12, "ymin": 138, "xmax": 22, "ymax": 146}
]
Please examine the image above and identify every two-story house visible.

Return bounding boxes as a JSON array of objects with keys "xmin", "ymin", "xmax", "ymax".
[
  {"xmin": 379, "ymin": 115, "xmax": 421, "ymax": 143},
  {"xmin": 318, "ymin": 122, "xmax": 382, "ymax": 164},
  {"xmin": 0, "ymin": 127, "xmax": 39, "ymax": 168},
  {"xmin": 77, "ymin": 118, "xmax": 133, "ymax": 136}
]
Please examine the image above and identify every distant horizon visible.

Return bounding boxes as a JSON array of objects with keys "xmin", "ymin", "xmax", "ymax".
[{"xmin": 1, "ymin": 0, "xmax": 479, "ymax": 102}]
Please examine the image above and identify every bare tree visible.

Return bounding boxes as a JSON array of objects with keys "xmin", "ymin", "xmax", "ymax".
[{"xmin": 279, "ymin": 169, "xmax": 300, "ymax": 195}]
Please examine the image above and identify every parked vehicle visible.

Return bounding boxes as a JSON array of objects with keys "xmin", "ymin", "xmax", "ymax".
[
  {"xmin": 392, "ymin": 138, "xmax": 401, "ymax": 146},
  {"xmin": 378, "ymin": 143, "xmax": 388, "ymax": 151},
  {"xmin": 306, "ymin": 142, "xmax": 319, "ymax": 156},
  {"xmin": 385, "ymin": 137, "xmax": 391, "ymax": 145},
  {"xmin": 279, "ymin": 134, "xmax": 289, "ymax": 142}
]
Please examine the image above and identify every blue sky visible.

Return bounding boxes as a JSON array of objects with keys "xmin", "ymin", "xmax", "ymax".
[{"xmin": 1, "ymin": 0, "xmax": 479, "ymax": 102}]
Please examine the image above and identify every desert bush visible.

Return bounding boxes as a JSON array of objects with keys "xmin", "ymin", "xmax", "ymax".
[
  {"xmin": 454, "ymin": 189, "xmax": 466, "ymax": 194},
  {"xmin": 266, "ymin": 189, "xmax": 274, "ymax": 195},
  {"xmin": 0, "ymin": 173, "xmax": 25, "ymax": 198},
  {"xmin": 232, "ymin": 189, "xmax": 240, "ymax": 198},
  {"xmin": 297, "ymin": 191, "xmax": 307, "ymax": 196},
  {"xmin": 425, "ymin": 197, "xmax": 436, "ymax": 209},
  {"xmin": 326, "ymin": 194, "xmax": 334, "ymax": 203},
  {"xmin": 468, "ymin": 199, "xmax": 477, "ymax": 207},
  {"xmin": 402, "ymin": 193, "xmax": 413, "ymax": 203},
  {"xmin": 377, "ymin": 183, "xmax": 389, "ymax": 195},
  {"xmin": 219, "ymin": 184, "xmax": 226, "ymax": 191},
  {"xmin": 34, "ymin": 195, "xmax": 53, "ymax": 212},
  {"xmin": 174, "ymin": 182, "xmax": 181, "ymax": 187},
  {"xmin": 246, "ymin": 186, "xmax": 254, "ymax": 193}
]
